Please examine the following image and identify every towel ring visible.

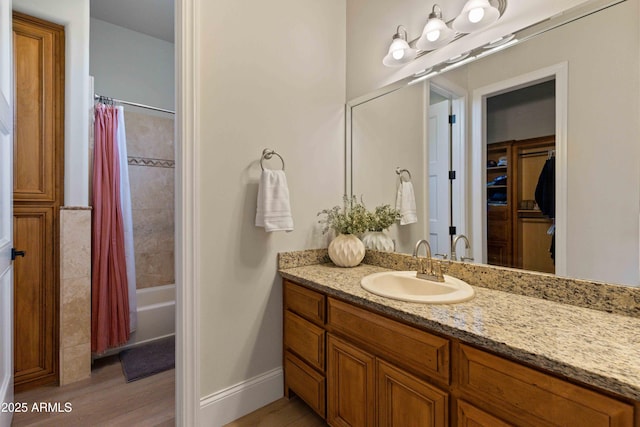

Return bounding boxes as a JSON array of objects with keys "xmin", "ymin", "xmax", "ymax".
[
  {"xmin": 260, "ymin": 148, "xmax": 285, "ymax": 171},
  {"xmin": 396, "ymin": 167, "xmax": 412, "ymax": 182}
]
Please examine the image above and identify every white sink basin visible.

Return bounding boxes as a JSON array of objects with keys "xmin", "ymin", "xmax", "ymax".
[{"xmin": 360, "ymin": 271, "xmax": 475, "ymax": 304}]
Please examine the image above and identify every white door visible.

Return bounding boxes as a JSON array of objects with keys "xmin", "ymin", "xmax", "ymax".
[
  {"xmin": 427, "ymin": 99, "xmax": 451, "ymax": 256},
  {"xmin": 0, "ymin": 0, "xmax": 13, "ymax": 425}
]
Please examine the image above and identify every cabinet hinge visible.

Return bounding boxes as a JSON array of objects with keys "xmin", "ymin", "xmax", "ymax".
[
  {"xmin": 449, "ymin": 226, "xmax": 457, "ymax": 236},
  {"xmin": 449, "ymin": 171, "xmax": 456, "ymax": 180},
  {"xmin": 448, "ymin": 114, "xmax": 456, "ymax": 124}
]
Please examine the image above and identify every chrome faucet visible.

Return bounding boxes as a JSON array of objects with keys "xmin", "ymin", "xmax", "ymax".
[
  {"xmin": 413, "ymin": 239, "xmax": 445, "ymax": 282},
  {"xmin": 452, "ymin": 234, "xmax": 474, "ymax": 262}
]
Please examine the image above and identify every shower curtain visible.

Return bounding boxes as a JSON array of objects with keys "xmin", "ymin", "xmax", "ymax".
[
  {"xmin": 116, "ymin": 106, "xmax": 138, "ymax": 333},
  {"xmin": 92, "ymin": 103, "xmax": 137, "ymax": 354}
]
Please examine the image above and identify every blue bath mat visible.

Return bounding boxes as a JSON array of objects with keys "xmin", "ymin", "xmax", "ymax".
[{"xmin": 119, "ymin": 335, "xmax": 175, "ymax": 382}]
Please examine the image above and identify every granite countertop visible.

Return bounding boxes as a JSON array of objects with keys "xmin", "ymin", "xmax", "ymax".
[{"xmin": 279, "ymin": 263, "xmax": 640, "ymax": 401}]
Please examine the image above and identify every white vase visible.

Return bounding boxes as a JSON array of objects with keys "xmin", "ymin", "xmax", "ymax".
[
  {"xmin": 328, "ymin": 234, "xmax": 365, "ymax": 267},
  {"xmin": 361, "ymin": 231, "xmax": 394, "ymax": 252}
]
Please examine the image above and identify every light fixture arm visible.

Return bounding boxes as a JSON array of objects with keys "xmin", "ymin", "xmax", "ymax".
[
  {"xmin": 394, "ymin": 25, "xmax": 409, "ymax": 41},
  {"xmin": 428, "ymin": 4, "xmax": 443, "ymax": 20}
]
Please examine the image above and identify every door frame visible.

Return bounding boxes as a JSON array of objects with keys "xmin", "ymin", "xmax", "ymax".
[
  {"xmin": 0, "ymin": 0, "xmax": 13, "ymax": 425},
  {"xmin": 470, "ymin": 62, "xmax": 568, "ymax": 276},
  {"xmin": 430, "ymin": 80, "xmax": 467, "ymax": 252},
  {"xmin": 176, "ymin": 0, "xmax": 200, "ymax": 425}
]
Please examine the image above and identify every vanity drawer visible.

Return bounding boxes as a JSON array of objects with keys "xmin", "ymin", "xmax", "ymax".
[
  {"xmin": 327, "ymin": 297, "xmax": 450, "ymax": 384},
  {"xmin": 284, "ymin": 280, "xmax": 326, "ymax": 326},
  {"xmin": 284, "ymin": 310, "xmax": 325, "ymax": 371},
  {"xmin": 457, "ymin": 344, "xmax": 634, "ymax": 426},
  {"xmin": 456, "ymin": 400, "xmax": 513, "ymax": 427},
  {"xmin": 284, "ymin": 351, "xmax": 326, "ymax": 418}
]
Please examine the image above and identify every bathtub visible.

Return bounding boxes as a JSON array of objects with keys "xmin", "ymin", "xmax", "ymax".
[
  {"xmin": 95, "ymin": 284, "xmax": 175, "ymax": 357},
  {"xmin": 130, "ymin": 284, "xmax": 176, "ymax": 345}
]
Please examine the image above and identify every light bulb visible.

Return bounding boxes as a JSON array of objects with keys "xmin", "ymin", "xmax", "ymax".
[
  {"xmin": 392, "ymin": 49, "xmax": 405, "ymax": 60},
  {"xmin": 468, "ymin": 7, "xmax": 485, "ymax": 23},
  {"xmin": 427, "ymin": 30, "xmax": 440, "ymax": 42}
]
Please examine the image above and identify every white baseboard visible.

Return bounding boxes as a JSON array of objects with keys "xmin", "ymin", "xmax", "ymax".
[{"xmin": 199, "ymin": 367, "xmax": 283, "ymax": 427}]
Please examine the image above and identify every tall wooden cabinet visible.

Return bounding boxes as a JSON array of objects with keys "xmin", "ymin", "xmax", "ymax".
[
  {"xmin": 283, "ymin": 279, "xmax": 637, "ymax": 426},
  {"xmin": 486, "ymin": 135, "xmax": 555, "ymax": 273},
  {"xmin": 486, "ymin": 141, "xmax": 513, "ymax": 267},
  {"xmin": 12, "ymin": 12, "xmax": 64, "ymax": 391}
]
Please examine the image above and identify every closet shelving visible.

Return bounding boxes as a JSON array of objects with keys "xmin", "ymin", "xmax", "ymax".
[{"xmin": 486, "ymin": 135, "xmax": 555, "ymax": 273}]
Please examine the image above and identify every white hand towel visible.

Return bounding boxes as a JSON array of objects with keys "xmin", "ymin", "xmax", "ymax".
[
  {"xmin": 256, "ymin": 169, "xmax": 294, "ymax": 232},
  {"xmin": 395, "ymin": 181, "xmax": 417, "ymax": 225}
]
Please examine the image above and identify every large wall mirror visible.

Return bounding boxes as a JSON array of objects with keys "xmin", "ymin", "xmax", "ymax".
[{"xmin": 348, "ymin": 0, "xmax": 640, "ymax": 286}]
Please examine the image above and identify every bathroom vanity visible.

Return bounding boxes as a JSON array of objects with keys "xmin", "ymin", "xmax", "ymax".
[{"xmin": 279, "ymin": 251, "xmax": 640, "ymax": 427}]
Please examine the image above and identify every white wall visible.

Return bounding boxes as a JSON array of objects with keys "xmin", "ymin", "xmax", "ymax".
[
  {"xmin": 90, "ymin": 18, "xmax": 174, "ymax": 111},
  {"xmin": 486, "ymin": 80, "xmax": 555, "ymax": 143},
  {"xmin": 352, "ymin": 82, "xmax": 427, "ymax": 254},
  {"xmin": 13, "ymin": 0, "xmax": 90, "ymax": 206},
  {"xmin": 196, "ymin": 0, "xmax": 346, "ymax": 421}
]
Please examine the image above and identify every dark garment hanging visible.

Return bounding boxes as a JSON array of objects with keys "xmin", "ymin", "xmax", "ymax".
[
  {"xmin": 535, "ymin": 157, "xmax": 555, "ymax": 218},
  {"xmin": 535, "ymin": 157, "xmax": 556, "ymax": 262}
]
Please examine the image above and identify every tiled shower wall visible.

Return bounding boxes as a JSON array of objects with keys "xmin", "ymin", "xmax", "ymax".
[{"xmin": 125, "ymin": 110, "xmax": 175, "ymax": 289}]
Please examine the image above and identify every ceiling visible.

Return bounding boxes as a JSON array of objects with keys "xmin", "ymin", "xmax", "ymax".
[{"xmin": 90, "ymin": 0, "xmax": 174, "ymax": 43}]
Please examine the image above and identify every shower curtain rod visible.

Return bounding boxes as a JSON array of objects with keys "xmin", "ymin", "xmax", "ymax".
[{"xmin": 94, "ymin": 93, "xmax": 175, "ymax": 115}]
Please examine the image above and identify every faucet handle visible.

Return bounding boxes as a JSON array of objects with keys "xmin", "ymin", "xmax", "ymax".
[
  {"xmin": 460, "ymin": 256, "xmax": 474, "ymax": 262},
  {"xmin": 430, "ymin": 259, "xmax": 446, "ymax": 282},
  {"xmin": 433, "ymin": 253, "xmax": 448, "ymax": 260}
]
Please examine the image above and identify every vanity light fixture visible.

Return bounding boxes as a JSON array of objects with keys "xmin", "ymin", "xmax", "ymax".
[
  {"xmin": 383, "ymin": 26, "xmax": 418, "ymax": 67},
  {"xmin": 453, "ymin": 0, "xmax": 500, "ymax": 33},
  {"xmin": 416, "ymin": 5, "xmax": 456, "ymax": 51},
  {"xmin": 383, "ymin": 0, "xmax": 507, "ymax": 68}
]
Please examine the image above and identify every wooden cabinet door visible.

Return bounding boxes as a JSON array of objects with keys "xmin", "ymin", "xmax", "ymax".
[
  {"xmin": 377, "ymin": 359, "xmax": 448, "ymax": 427},
  {"xmin": 12, "ymin": 13, "xmax": 64, "ymax": 203},
  {"xmin": 327, "ymin": 334, "xmax": 375, "ymax": 427},
  {"xmin": 12, "ymin": 12, "xmax": 64, "ymax": 391},
  {"xmin": 13, "ymin": 207, "xmax": 56, "ymax": 387}
]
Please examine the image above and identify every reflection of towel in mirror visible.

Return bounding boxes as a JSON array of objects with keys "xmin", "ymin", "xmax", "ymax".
[
  {"xmin": 395, "ymin": 181, "xmax": 417, "ymax": 225},
  {"xmin": 256, "ymin": 169, "xmax": 294, "ymax": 232}
]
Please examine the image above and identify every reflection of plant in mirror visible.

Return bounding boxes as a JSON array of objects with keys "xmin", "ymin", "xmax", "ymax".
[
  {"xmin": 367, "ymin": 205, "xmax": 401, "ymax": 232},
  {"xmin": 318, "ymin": 195, "xmax": 369, "ymax": 235}
]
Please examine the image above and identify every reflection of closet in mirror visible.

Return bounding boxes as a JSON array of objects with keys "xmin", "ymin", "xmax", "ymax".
[{"xmin": 485, "ymin": 80, "xmax": 556, "ymax": 273}]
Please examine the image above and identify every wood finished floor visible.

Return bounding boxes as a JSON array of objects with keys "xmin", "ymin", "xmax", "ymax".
[
  {"xmin": 11, "ymin": 355, "xmax": 175, "ymax": 427},
  {"xmin": 224, "ymin": 397, "xmax": 327, "ymax": 427}
]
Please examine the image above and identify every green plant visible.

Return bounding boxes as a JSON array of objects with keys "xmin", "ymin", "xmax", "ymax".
[
  {"xmin": 318, "ymin": 195, "xmax": 370, "ymax": 235},
  {"xmin": 367, "ymin": 204, "xmax": 401, "ymax": 232}
]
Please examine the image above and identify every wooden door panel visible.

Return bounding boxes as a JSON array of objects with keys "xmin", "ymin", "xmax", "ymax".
[
  {"xmin": 12, "ymin": 13, "xmax": 63, "ymax": 202},
  {"xmin": 327, "ymin": 334, "xmax": 375, "ymax": 427},
  {"xmin": 377, "ymin": 359, "xmax": 448, "ymax": 427},
  {"xmin": 13, "ymin": 207, "xmax": 56, "ymax": 386}
]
